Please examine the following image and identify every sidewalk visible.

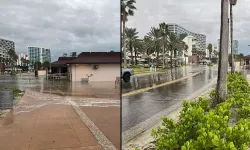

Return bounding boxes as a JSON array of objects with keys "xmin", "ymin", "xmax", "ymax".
[{"xmin": 0, "ymin": 89, "xmax": 120, "ymax": 150}]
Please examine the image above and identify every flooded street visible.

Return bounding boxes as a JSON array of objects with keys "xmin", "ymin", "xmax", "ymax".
[
  {"xmin": 0, "ymin": 74, "xmax": 120, "ymax": 149},
  {"xmin": 122, "ymin": 66, "xmax": 218, "ymax": 132}
]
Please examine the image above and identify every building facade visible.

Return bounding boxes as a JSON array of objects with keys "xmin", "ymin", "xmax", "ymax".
[
  {"xmin": 167, "ymin": 23, "xmax": 206, "ymax": 52},
  {"xmin": 16, "ymin": 53, "xmax": 28, "ymax": 66},
  {"xmin": 28, "ymin": 47, "xmax": 51, "ymax": 70},
  {"xmin": 0, "ymin": 38, "xmax": 15, "ymax": 61}
]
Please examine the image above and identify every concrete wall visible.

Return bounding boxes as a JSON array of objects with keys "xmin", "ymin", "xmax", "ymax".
[
  {"xmin": 70, "ymin": 64, "xmax": 120, "ymax": 82},
  {"xmin": 38, "ymin": 70, "xmax": 46, "ymax": 76}
]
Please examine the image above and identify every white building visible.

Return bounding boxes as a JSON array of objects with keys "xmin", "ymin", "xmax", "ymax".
[
  {"xmin": 168, "ymin": 23, "xmax": 206, "ymax": 52},
  {"xmin": 16, "ymin": 53, "xmax": 28, "ymax": 66}
]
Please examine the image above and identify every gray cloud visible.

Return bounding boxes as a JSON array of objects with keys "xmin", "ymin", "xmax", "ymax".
[
  {"xmin": 0, "ymin": 0, "xmax": 119, "ymax": 61},
  {"xmin": 127, "ymin": 0, "xmax": 250, "ymax": 53}
]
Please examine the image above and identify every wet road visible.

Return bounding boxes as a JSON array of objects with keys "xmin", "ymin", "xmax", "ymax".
[
  {"xmin": 122, "ymin": 65, "xmax": 209, "ymax": 94},
  {"xmin": 122, "ymin": 66, "xmax": 218, "ymax": 132}
]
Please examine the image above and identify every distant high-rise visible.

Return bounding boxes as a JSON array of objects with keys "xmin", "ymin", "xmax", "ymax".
[
  {"xmin": 28, "ymin": 47, "xmax": 51, "ymax": 70},
  {"xmin": 63, "ymin": 53, "xmax": 67, "ymax": 57},
  {"xmin": 70, "ymin": 52, "xmax": 77, "ymax": 57},
  {"xmin": 167, "ymin": 23, "xmax": 206, "ymax": 52},
  {"xmin": 0, "ymin": 38, "xmax": 15, "ymax": 60}
]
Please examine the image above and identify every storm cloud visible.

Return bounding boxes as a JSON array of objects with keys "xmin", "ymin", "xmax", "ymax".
[
  {"xmin": 127, "ymin": 0, "xmax": 250, "ymax": 54},
  {"xmin": 0, "ymin": 0, "xmax": 120, "ymax": 61}
]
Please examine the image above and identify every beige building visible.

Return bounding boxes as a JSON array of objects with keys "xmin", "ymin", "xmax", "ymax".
[{"xmin": 51, "ymin": 52, "xmax": 120, "ymax": 82}]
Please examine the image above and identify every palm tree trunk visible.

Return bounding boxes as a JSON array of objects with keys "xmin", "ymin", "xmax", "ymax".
[
  {"xmin": 122, "ymin": 16, "xmax": 127, "ymax": 68},
  {"xmin": 135, "ymin": 49, "xmax": 138, "ymax": 65},
  {"xmin": 163, "ymin": 38, "xmax": 165, "ymax": 68},
  {"xmin": 214, "ymin": 0, "xmax": 229, "ymax": 107},
  {"xmin": 174, "ymin": 49, "xmax": 177, "ymax": 67},
  {"xmin": 170, "ymin": 50, "xmax": 173, "ymax": 68},
  {"xmin": 130, "ymin": 45, "xmax": 134, "ymax": 65},
  {"xmin": 230, "ymin": 4, "xmax": 235, "ymax": 73}
]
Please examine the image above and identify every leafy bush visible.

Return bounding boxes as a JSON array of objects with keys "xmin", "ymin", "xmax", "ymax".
[
  {"xmin": 151, "ymin": 72, "xmax": 250, "ymax": 150},
  {"xmin": 12, "ymin": 88, "xmax": 22, "ymax": 97},
  {"xmin": 207, "ymin": 63, "xmax": 213, "ymax": 66},
  {"xmin": 10, "ymin": 71, "xmax": 17, "ymax": 76}
]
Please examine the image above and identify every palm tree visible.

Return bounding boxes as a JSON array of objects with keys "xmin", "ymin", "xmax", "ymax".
[
  {"xmin": 147, "ymin": 27, "xmax": 162, "ymax": 67},
  {"xmin": 121, "ymin": 0, "xmax": 137, "ymax": 68},
  {"xmin": 125, "ymin": 27, "xmax": 139, "ymax": 65},
  {"xmin": 167, "ymin": 33, "xmax": 180, "ymax": 68},
  {"xmin": 230, "ymin": 0, "xmax": 237, "ymax": 73},
  {"xmin": 134, "ymin": 39, "xmax": 144, "ymax": 65},
  {"xmin": 141, "ymin": 36, "xmax": 154, "ymax": 56},
  {"xmin": 214, "ymin": 0, "xmax": 230, "ymax": 107},
  {"xmin": 238, "ymin": 53, "xmax": 244, "ymax": 65},
  {"xmin": 159, "ymin": 22, "xmax": 169, "ymax": 68},
  {"xmin": 207, "ymin": 43, "xmax": 213, "ymax": 60}
]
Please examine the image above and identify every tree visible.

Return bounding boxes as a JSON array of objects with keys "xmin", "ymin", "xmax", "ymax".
[
  {"xmin": 238, "ymin": 53, "xmax": 244, "ymax": 65},
  {"xmin": 133, "ymin": 39, "xmax": 144, "ymax": 65},
  {"xmin": 207, "ymin": 43, "xmax": 213, "ymax": 60},
  {"xmin": 147, "ymin": 27, "xmax": 162, "ymax": 67},
  {"xmin": 214, "ymin": 0, "xmax": 230, "ymax": 107},
  {"xmin": 121, "ymin": 0, "xmax": 137, "ymax": 68},
  {"xmin": 159, "ymin": 22, "xmax": 169, "ymax": 68},
  {"xmin": 34, "ymin": 61, "xmax": 42, "ymax": 71},
  {"xmin": 125, "ymin": 27, "xmax": 139, "ymax": 65}
]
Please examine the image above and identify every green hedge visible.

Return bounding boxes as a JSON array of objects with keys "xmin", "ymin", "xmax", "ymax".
[{"xmin": 151, "ymin": 72, "xmax": 250, "ymax": 150}]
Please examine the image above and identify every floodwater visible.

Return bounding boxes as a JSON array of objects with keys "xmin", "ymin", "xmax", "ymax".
[
  {"xmin": 122, "ymin": 65, "xmax": 208, "ymax": 94},
  {"xmin": 0, "ymin": 74, "xmax": 120, "ymax": 108},
  {"xmin": 122, "ymin": 66, "xmax": 218, "ymax": 132}
]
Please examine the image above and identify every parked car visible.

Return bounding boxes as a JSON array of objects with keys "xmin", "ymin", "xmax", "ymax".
[{"xmin": 122, "ymin": 68, "xmax": 134, "ymax": 82}]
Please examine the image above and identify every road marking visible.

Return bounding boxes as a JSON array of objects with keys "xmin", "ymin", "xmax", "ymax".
[{"xmin": 122, "ymin": 72, "xmax": 201, "ymax": 97}]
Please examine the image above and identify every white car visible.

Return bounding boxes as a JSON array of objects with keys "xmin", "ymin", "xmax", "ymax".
[{"xmin": 122, "ymin": 68, "xmax": 134, "ymax": 82}]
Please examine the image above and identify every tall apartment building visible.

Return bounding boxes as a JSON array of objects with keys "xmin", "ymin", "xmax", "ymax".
[
  {"xmin": 0, "ymin": 38, "xmax": 15, "ymax": 61},
  {"xmin": 70, "ymin": 52, "xmax": 77, "ymax": 57},
  {"xmin": 167, "ymin": 23, "xmax": 206, "ymax": 52},
  {"xmin": 28, "ymin": 47, "xmax": 51, "ymax": 70}
]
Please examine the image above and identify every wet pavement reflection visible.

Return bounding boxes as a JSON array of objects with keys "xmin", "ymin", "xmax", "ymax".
[
  {"xmin": 122, "ymin": 66, "xmax": 217, "ymax": 132},
  {"xmin": 0, "ymin": 74, "xmax": 119, "ymax": 99},
  {"xmin": 122, "ymin": 65, "xmax": 207, "ymax": 94}
]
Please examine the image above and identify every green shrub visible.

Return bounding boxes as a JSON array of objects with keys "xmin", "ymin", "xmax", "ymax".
[
  {"xmin": 10, "ymin": 71, "xmax": 17, "ymax": 76},
  {"xmin": 12, "ymin": 88, "xmax": 22, "ymax": 97},
  {"xmin": 152, "ymin": 72, "xmax": 250, "ymax": 150},
  {"xmin": 207, "ymin": 63, "xmax": 213, "ymax": 66}
]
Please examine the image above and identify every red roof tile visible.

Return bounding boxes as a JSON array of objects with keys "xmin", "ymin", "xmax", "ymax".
[{"xmin": 67, "ymin": 52, "xmax": 120, "ymax": 64}]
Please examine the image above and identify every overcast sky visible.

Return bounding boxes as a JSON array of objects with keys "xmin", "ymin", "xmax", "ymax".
[
  {"xmin": 0, "ymin": 0, "xmax": 119, "ymax": 61},
  {"xmin": 127, "ymin": 0, "xmax": 250, "ymax": 55}
]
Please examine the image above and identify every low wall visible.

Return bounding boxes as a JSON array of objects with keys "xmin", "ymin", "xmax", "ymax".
[{"xmin": 38, "ymin": 70, "xmax": 46, "ymax": 76}]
